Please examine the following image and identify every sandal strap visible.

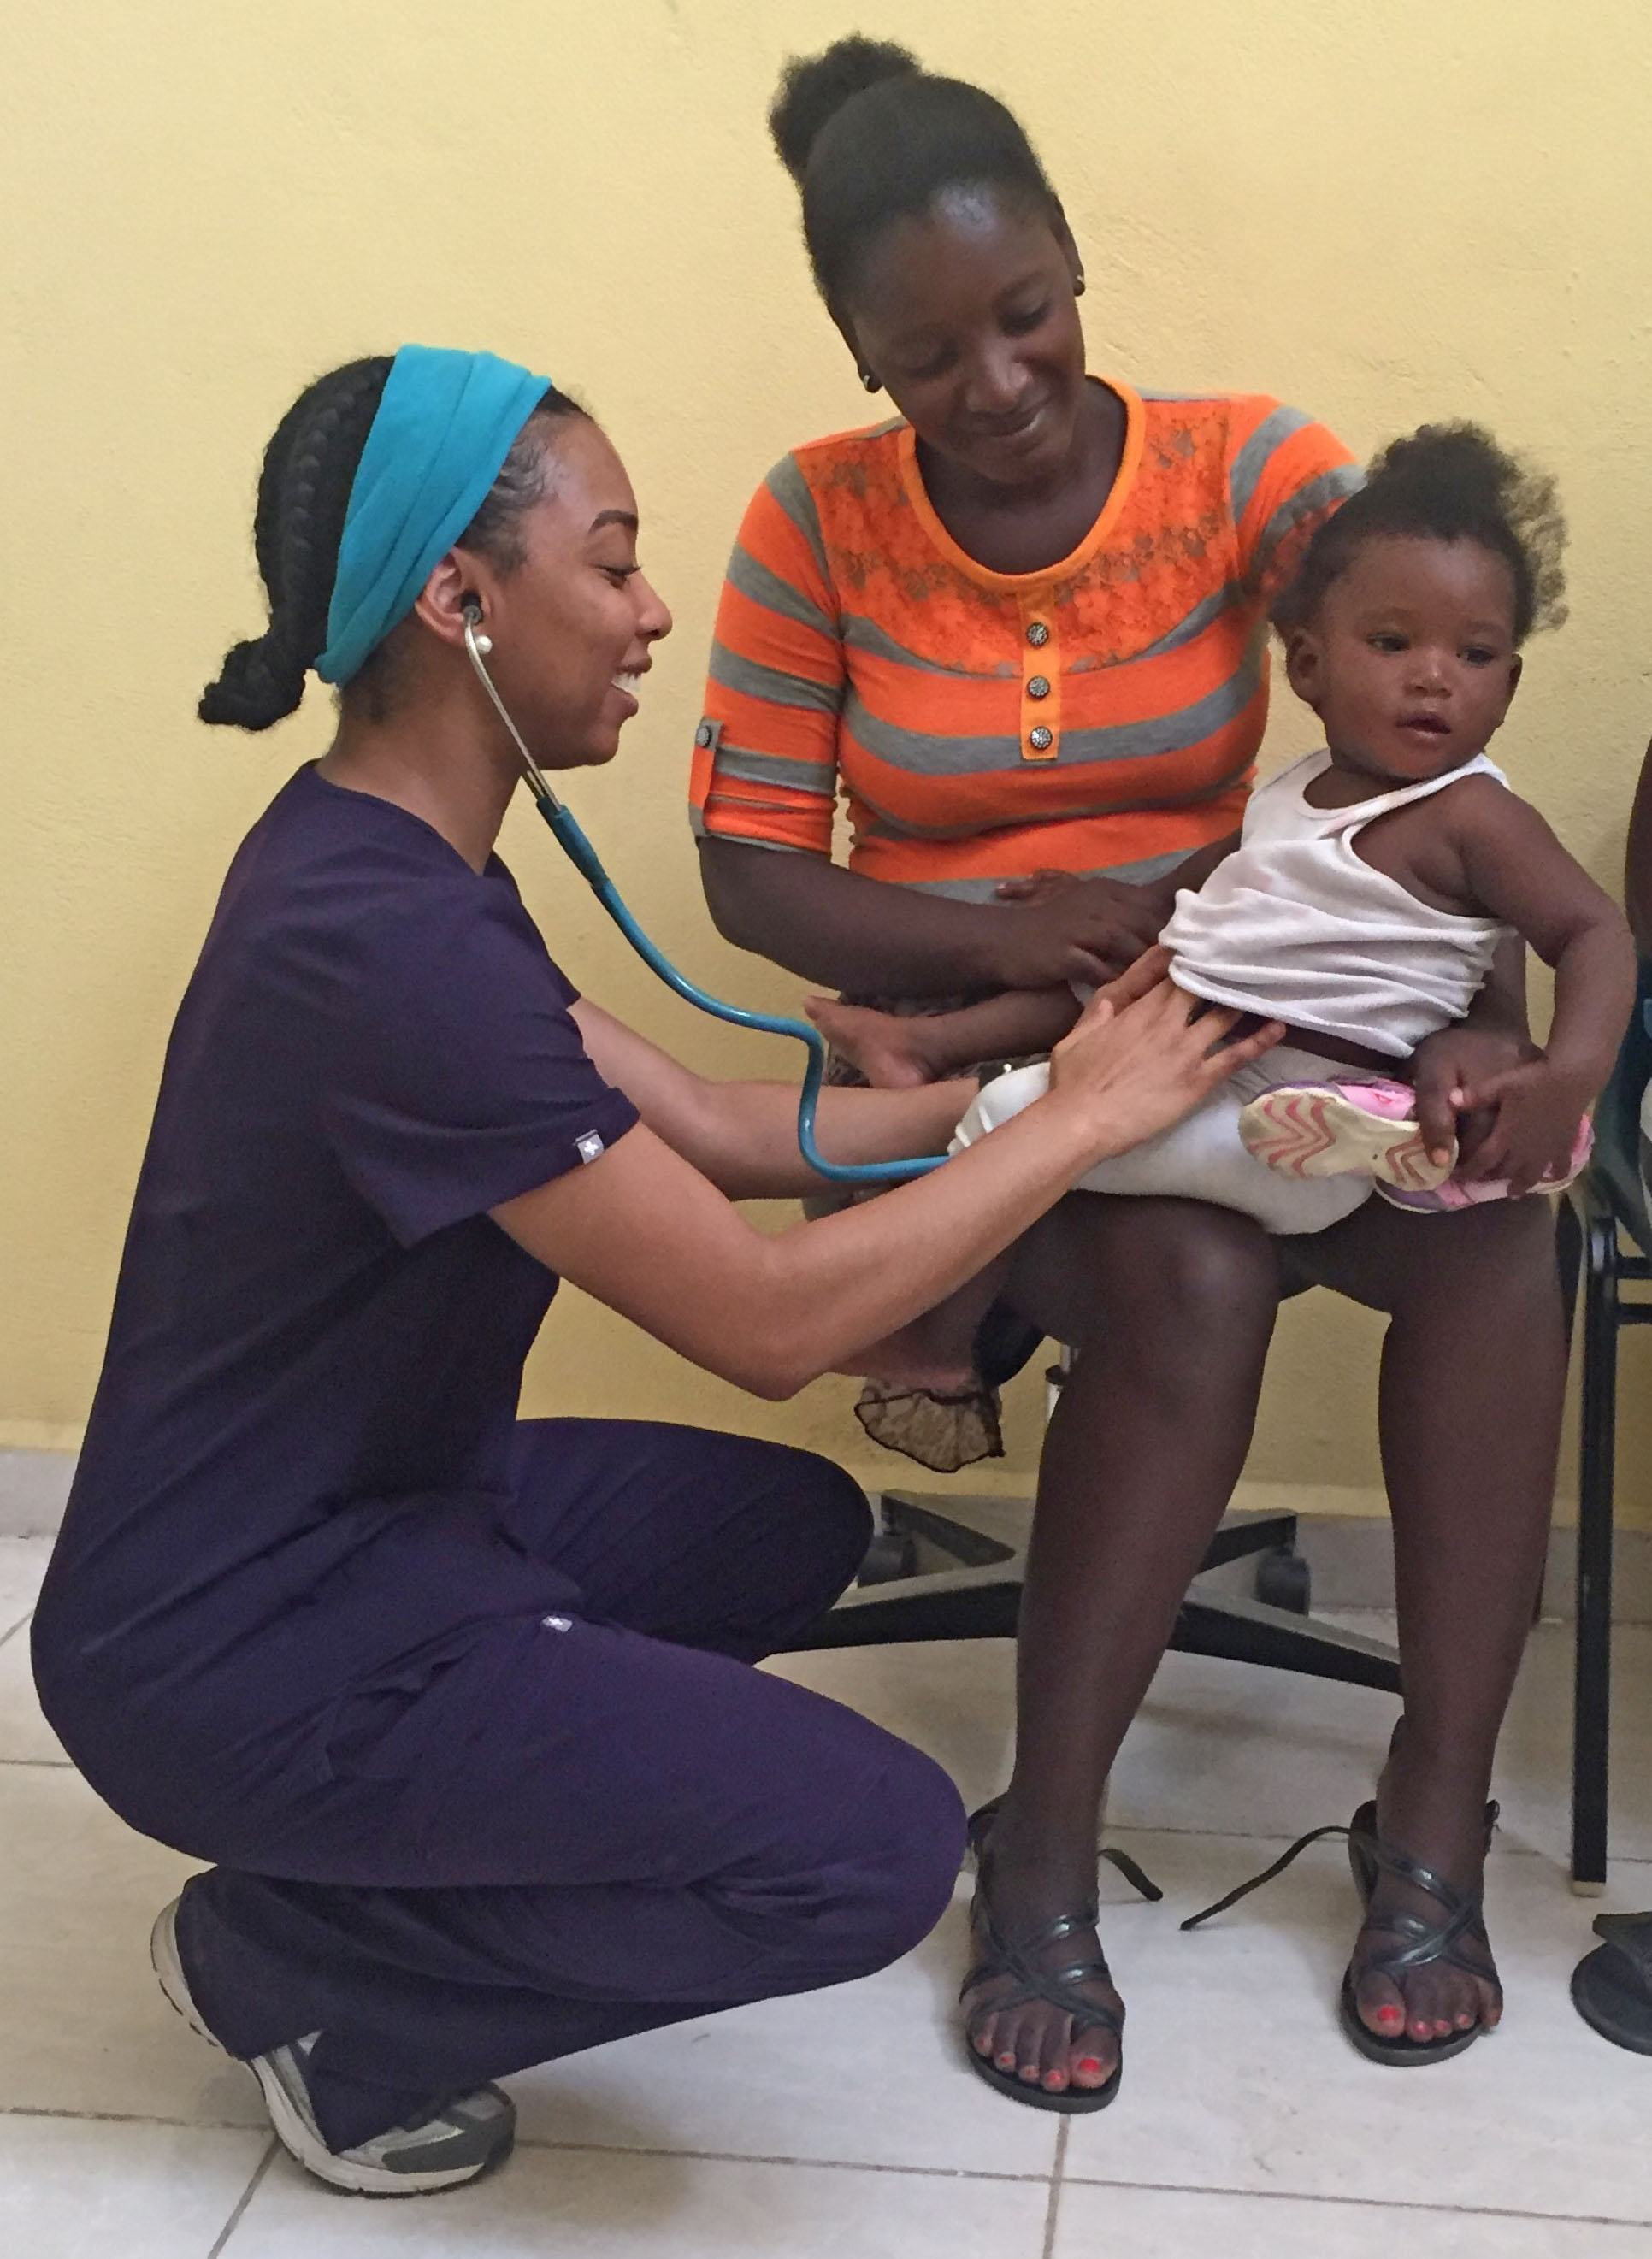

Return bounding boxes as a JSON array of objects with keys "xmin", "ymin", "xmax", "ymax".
[
  {"xmin": 1180, "ymin": 1824, "xmax": 1350, "ymax": 1932},
  {"xmin": 1348, "ymin": 1811, "xmax": 1490, "ymax": 1977},
  {"xmin": 961, "ymin": 1896, "xmax": 1123, "ymax": 2044},
  {"xmin": 965, "ymin": 1798, "xmax": 1163, "ymax": 1904}
]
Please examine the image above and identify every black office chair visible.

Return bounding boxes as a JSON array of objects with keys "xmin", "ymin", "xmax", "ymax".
[
  {"xmin": 1567, "ymin": 965, "xmax": 1652, "ymax": 1890},
  {"xmin": 788, "ymin": 1344, "xmax": 1404, "ymax": 1700}
]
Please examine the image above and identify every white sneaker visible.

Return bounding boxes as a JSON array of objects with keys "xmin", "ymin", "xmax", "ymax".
[{"xmin": 150, "ymin": 1895, "xmax": 515, "ymax": 2196}]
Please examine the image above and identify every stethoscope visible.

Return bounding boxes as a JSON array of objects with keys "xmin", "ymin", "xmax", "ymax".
[{"xmin": 462, "ymin": 606, "xmax": 948, "ymax": 1183}]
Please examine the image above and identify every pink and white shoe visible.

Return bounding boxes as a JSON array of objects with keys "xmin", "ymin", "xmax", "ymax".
[
  {"xmin": 1237, "ymin": 1079, "xmax": 1455, "ymax": 1193},
  {"xmin": 1375, "ymin": 1116, "xmax": 1595, "ymax": 1212}
]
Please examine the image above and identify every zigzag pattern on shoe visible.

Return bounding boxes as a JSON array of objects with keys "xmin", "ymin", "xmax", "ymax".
[{"xmin": 1237, "ymin": 1082, "xmax": 1455, "ymax": 1191}]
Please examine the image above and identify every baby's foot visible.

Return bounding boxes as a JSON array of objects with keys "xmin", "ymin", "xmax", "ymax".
[
  {"xmin": 805, "ymin": 998, "xmax": 936, "ymax": 1088},
  {"xmin": 1378, "ymin": 1115, "xmax": 1595, "ymax": 1211},
  {"xmin": 1238, "ymin": 1080, "xmax": 1454, "ymax": 1192}
]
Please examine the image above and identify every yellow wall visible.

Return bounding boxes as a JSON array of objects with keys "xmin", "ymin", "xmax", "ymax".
[{"xmin": 5, "ymin": 0, "xmax": 1652, "ymax": 1515}]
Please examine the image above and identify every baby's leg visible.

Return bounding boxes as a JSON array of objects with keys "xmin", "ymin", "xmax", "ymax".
[
  {"xmin": 953, "ymin": 1062, "xmax": 1371, "ymax": 1236},
  {"xmin": 807, "ymin": 988, "xmax": 1079, "ymax": 1089}
]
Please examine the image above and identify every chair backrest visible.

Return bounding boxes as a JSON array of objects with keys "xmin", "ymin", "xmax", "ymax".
[{"xmin": 1590, "ymin": 958, "xmax": 1652, "ymax": 1251}]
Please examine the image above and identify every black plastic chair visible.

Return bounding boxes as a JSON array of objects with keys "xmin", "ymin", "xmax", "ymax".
[{"xmin": 1568, "ymin": 965, "xmax": 1652, "ymax": 1890}]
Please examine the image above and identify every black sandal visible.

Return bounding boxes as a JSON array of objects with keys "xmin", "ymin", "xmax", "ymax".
[
  {"xmin": 1182, "ymin": 1799, "xmax": 1500, "ymax": 2067},
  {"xmin": 1572, "ymin": 1913, "xmax": 1652, "ymax": 2053},
  {"xmin": 959, "ymin": 1800, "xmax": 1160, "ymax": 2114}
]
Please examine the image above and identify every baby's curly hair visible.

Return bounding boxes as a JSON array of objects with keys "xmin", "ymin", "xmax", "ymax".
[{"xmin": 1272, "ymin": 422, "xmax": 1567, "ymax": 647}]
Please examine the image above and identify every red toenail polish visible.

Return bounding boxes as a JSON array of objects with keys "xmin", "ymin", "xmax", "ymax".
[{"xmin": 1077, "ymin": 2056, "xmax": 1104, "ymax": 2075}]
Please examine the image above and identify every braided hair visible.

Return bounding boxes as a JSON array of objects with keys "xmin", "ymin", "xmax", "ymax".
[
  {"xmin": 1274, "ymin": 422, "xmax": 1568, "ymax": 647},
  {"xmin": 769, "ymin": 37, "xmax": 1062, "ymax": 316},
  {"xmin": 200, "ymin": 357, "xmax": 584, "ymax": 731}
]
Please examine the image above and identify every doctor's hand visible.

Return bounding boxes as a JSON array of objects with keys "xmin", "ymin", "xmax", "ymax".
[{"xmin": 1046, "ymin": 955, "xmax": 1284, "ymax": 1165}]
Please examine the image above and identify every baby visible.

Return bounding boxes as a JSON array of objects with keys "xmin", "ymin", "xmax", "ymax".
[{"xmin": 817, "ymin": 423, "xmax": 1633, "ymax": 1237}]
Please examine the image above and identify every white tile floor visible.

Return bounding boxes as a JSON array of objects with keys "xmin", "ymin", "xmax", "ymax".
[{"xmin": 5, "ymin": 1531, "xmax": 1652, "ymax": 2255}]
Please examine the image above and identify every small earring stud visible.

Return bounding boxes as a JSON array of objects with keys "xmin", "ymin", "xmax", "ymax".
[
  {"xmin": 858, "ymin": 368, "xmax": 882, "ymax": 394},
  {"xmin": 1073, "ymin": 271, "xmax": 1086, "ymax": 297}
]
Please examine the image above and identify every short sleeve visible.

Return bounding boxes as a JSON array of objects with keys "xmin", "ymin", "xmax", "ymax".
[
  {"xmin": 689, "ymin": 455, "xmax": 846, "ymax": 858},
  {"xmin": 1228, "ymin": 400, "xmax": 1364, "ymax": 604},
  {"xmin": 322, "ymin": 880, "xmax": 639, "ymax": 1247}
]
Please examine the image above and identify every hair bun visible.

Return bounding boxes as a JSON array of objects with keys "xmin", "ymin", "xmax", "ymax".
[
  {"xmin": 769, "ymin": 36, "xmax": 920, "ymax": 183},
  {"xmin": 198, "ymin": 628, "xmax": 309, "ymax": 732}
]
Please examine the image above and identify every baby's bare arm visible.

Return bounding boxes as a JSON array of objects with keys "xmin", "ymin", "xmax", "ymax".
[{"xmin": 1448, "ymin": 780, "xmax": 1636, "ymax": 1095}]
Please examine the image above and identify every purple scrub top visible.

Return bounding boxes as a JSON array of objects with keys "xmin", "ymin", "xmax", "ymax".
[{"xmin": 32, "ymin": 766, "xmax": 639, "ymax": 1787}]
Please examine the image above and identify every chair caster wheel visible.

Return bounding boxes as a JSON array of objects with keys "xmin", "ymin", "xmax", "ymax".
[
  {"xmin": 858, "ymin": 1527, "xmax": 918, "ymax": 1586},
  {"xmin": 1256, "ymin": 1545, "xmax": 1311, "ymax": 1614}
]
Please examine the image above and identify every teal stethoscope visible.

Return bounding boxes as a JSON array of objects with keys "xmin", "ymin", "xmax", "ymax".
[{"xmin": 462, "ymin": 607, "xmax": 949, "ymax": 1184}]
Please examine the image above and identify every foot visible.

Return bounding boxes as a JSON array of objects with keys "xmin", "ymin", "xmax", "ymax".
[
  {"xmin": 962, "ymin": 1832, "xmax": 1123, "ymax": 2097},
  {"xmin": 1238, "ymin": 1080, "xmax": 1455, "ymax": 1191},
  {"xmin": 151, "ymin": 1897, "xmax": 515, "ymax": 2196},
  {"xmin": 805, "ymin": 997, "xmax": 938, "ymax": 1088},
  {"xmin": 1378, "ymin": 1113, "xmax": 1596, "ymax": 1212},
  {"xmin": 1345, "ymin": 1758, "xmax": 1502, "ymax": 2048}
]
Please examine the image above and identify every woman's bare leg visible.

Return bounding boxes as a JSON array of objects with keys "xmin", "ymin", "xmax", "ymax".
[
  {"xmin": 961, "ymin": 1194, "xmax": 1281, "ymax": 2095},
  {"xmin": 1292, "ymin": 1194, "xmax": 1564, "ymax": 2043}
]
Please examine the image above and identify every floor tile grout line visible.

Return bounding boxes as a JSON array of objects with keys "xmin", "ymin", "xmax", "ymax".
[
  {"xmin": 0, "ymin": 1610, "xmax": 31, "ymax": 1652},
  {"xmin": 510, "ymin": 2136, "xmax": 1057, "ymax": 2182},
  {"xmin": 1040, "ymin": 2120, "xmax": 1068, "ymax": 2259},
  {"xmin": 204, "ymin": 2138, "xmax": 278, "ymax": 2259},
  {"xmin": 0, "ymin": 1756, "xmax": 74, "ymax": 1769},
  {"xmin": 2, "ymin": 2104, "xmax": 266, "ymax": 2131},
  {"xmin": 1059, "ymin": 2168, "xmax": 1652, "ymax": 2231}
]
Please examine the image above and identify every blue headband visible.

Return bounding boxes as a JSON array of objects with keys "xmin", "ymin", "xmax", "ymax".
[{"xmin": 316, "ymin": 344, "xmax": 553, "ymax": 686}]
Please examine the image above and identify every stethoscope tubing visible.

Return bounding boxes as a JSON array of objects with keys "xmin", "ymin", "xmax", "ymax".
[{"xmin": 461, "ymin": 614, "xmax": 947, "ymax": 1183}]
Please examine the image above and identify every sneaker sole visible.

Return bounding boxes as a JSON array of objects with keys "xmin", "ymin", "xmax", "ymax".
[
  {"xmin": 150, "ymin": 1900, "xmax": 503, "ymax": 2197},
  {"xmin": 1239, "ymin": 1086, "xmax": 1454, "ymax": 1192}
]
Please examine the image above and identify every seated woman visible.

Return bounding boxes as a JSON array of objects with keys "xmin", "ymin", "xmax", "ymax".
[
  {"xmin": 696, "ymin": 37, "xmax": 1585, "ymax": 2106},
  {"xmin": 27, "ymin": 348, "xmax": 1271, "ymax": 2196}
]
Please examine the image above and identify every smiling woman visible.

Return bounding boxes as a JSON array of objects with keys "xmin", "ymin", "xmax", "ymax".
[{"xmin": 29, "ymin": 342, "xmax": 1271, "ymax": 2197}]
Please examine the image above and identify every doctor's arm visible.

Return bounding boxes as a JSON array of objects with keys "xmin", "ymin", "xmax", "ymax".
[
  {"xmin": 498, "ymin": 976, "xmax": 1280, "ymax": 1401},
  {"xmin": 569, "ymin": 996, "xmax": 974, "ymax": 1199}
]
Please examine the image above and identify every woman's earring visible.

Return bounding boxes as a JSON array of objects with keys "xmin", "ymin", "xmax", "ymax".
[
  {"xmin": 858, "ymin": 368, "xmax": 882, "ymax": 394},
  {"xmin": 1073, "ymin": 270, "xmax": 1086, "ymax": 298}
]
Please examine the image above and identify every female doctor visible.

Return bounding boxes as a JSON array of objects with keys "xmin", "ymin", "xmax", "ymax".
[{"xmin": 31, "ymin": 348, "xmax": 1276, "ymax": 2197}]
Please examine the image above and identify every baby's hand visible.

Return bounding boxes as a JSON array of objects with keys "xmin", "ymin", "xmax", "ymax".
[{"xmin": 1452, "ymin": 1057, "xmax": 1593, "ymax": 1196}]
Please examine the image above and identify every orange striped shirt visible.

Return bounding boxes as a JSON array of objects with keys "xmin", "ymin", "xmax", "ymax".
[{"xmin": 690, "ymin": 381, "xmax": 1359, "ymax": 897}]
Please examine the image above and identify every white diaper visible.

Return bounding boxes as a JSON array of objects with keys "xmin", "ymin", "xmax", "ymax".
[{"xmin": 951, "ymin": 1044, "xmax": 1393, "ymax": 1236}]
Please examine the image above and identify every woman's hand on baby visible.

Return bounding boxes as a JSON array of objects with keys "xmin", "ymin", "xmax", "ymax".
[
  {"xmin": 1450, "ymin": 1057, "xmax": 1593, "ymax": 1195},
  {"xmin": 1047, "ymin": 955, "xmax": 1285, "ymax": 1159},
  {"xmin": 991, "ymin": 872, "xmax": 1167, "ymax": 989}
]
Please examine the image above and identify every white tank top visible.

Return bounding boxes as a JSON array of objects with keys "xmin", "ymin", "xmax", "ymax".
[{"xmin": 1160, "ymin": 749, "xmax": 1509, "ymax": 1057}]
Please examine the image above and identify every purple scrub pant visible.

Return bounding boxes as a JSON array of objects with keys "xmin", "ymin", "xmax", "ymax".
[{"xmin": 171, "ymin": 1420, "xmax": 966, "ymax": 2150}]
